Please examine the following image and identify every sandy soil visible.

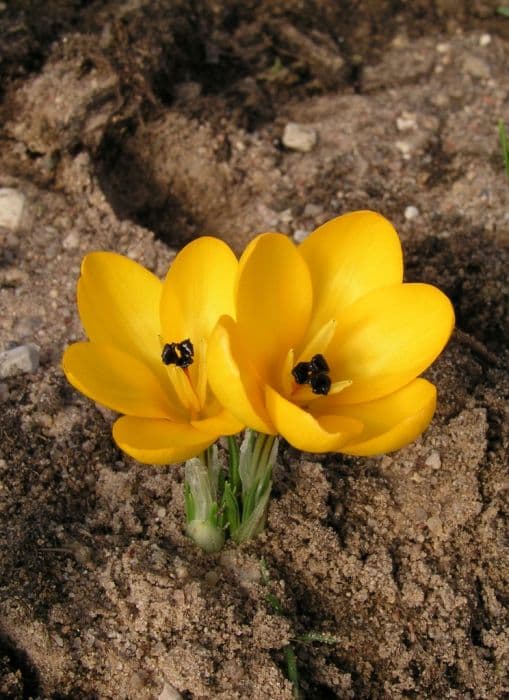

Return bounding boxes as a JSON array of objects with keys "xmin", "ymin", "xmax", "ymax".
[{"xmin": 0, "ymin": 1, "xmax": 508, "ymax": 698}]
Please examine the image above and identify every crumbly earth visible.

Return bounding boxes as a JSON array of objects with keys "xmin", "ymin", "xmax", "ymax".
[{"xmin": 0, "ymin": 2, "xmax": 508, "ymax": 698}]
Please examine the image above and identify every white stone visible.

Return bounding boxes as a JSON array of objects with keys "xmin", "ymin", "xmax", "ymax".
[
  {"xmin": 395, "ymin": 140, "xmax": 412, "ymax": 157},
  {"xmin": 278, "ymin": 208, "xmax": 293, "ymax": 223},
  {"xmin": 396, "ymin": 114, "xmax": 417, "ymax": 131},
  {"xmin": 425, "ymin": 450, "xmax": 442, "ymax": 470},
  {"xmin": 0, "ymin": 188, "xmax": 25, "ymax": 231},
  {"xmin": 404, "ymin": 205, "xmax": 419, "ymax": 220},
  {"xmin": 0, "ymin": 343, "xmax": 40, "ymax": 378},
  {"xmin": 282, "ymin": 122, "xmax": 317, "ymax": 152},
  {"xmin": 479, "ymin": 34, "xmax": 491, "ymax": 47},
  {"xmin": 63, "ymin": 230, "xmax": 80, "ymax": 250},
  {"xmin": 293, "ymin": 229, "xmax": 309, "ymax": 243}
]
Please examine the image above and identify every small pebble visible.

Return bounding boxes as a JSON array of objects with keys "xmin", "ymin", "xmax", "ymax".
[
  {"xmin": 62, "ymin": 230, "xmax": 80, "ymax": 250},
  {"xmin": 425, "ymin": 450, "xmax": 441, "ymax": 470},
  {"xmin": 479, "ymin": 34, "xmax": 491, "ymax": 47},
  {"xmin": 293, "ymin": 229, "xmax": 309, "ymax": 243},
  {"xmin": 426, "ymin": 516, "xmax": 444, "ymax": 538},
  {"xmin": 303, "ymin": 202, "xmax": 323, "ymax": 218},
  {"xmin": 463, "ymin": 55, "xmax": 490, "ymax": 79},
  {"xmin": 278, "ymin": 208, "xmax": 293, "ymax": 224},
  {"xmin": 395, "ymin": 140, "xmax": 412, "ymax": 158},
  {"xmin": 396, "ymin": 114, "xmax": 417, "ymax": 131},
  {"xmin": 404, "ymin": 205, "xmax": 420, "ymax": 220},
  {"xmin": 0, "ymin": 343, "xmax": 40, "ymax": 378},
  {"xmin": 282, "ymin": 122, "xmax": 317, "ymax": 152},
  {"xmin": 0, "ymin": 188, "xmax": 25, "ymax": 231}
]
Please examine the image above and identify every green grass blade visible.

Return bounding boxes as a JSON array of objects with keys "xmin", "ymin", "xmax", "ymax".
[{"xmin": 284, "ymin": 646, "xmax": 301, "ymax": 698}]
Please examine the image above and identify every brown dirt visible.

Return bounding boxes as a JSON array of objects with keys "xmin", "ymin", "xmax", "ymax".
[{"xmin": 1, "ymin": 1, "xmax": 508, "ymax": 698}]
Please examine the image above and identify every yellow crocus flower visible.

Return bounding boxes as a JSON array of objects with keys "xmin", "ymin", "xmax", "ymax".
[
  {"xmin": 208, "ymin": 211, "xmax": 455, "ymax": 456},
  {"xmin": 62, "ymin": 238, "xmax": 243, "ymax": 464}
]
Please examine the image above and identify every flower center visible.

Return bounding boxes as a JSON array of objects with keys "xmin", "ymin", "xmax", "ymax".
[
  {"xmin": 161, "ymin": 339, "xmax": 194, "ymax": 368},
  {"xmin": 291, "ymin": 353, "xmax": 331, "ymax": 395}
]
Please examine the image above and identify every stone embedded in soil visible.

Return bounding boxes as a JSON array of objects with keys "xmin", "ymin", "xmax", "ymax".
[
  {"xmin": 293, "ymin": 228, "xmax": 309, "ymax": 243},
  {"xmin": 282, "ymin": 122, "xmax": 318, "ymax": 152},
  {"xmin": 62, "ymin": 230, "xmax": 80, "ymax": 250},
  {"xmin": 462, "ymin": 54, "xmax": 491, "ymax": 79},
  {"xmin": 0, "ymin": 343, "xmax": 40, "ymax": 378},
  {"xmin": 0, "ymin": 188, "xmax": 25, "ymax": 231},
  {"xmin": 404, "ymin": 205, "xmax": 420, "ymax": 220}
]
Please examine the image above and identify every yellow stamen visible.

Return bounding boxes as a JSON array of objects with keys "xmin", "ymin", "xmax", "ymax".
[
  {"xmin": 296, "ymin": 319, "xmax": 336, "ymax": 365},
  {"xmin": 165, "ymin": 364, "xmax": 201, "ymax": 418}
]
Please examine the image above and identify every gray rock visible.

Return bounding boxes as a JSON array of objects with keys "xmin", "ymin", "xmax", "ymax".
[
  {"xmin": 282, "ymin": 123, "xmax": 317, "ymax": 153},
  {"xmin": 0, "ymin": 343, "xmax": 40, "ymax": 378},
  {"xmin": 0, "ymin": 188, "xmax": 25, "ymax": 231}
]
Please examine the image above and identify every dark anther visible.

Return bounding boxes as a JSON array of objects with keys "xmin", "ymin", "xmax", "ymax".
[
  {"xmin": 161, "ymin": 339, "xmax": 194, "ymax": 368},
  {"xmin": 310, "ymin": 353, "xmax": 329, "ymax": 374},
  {"xmin": 292, "ymin": 361, "xmax": 313, "ymax": 385},
  {"xmin": 291, "ymin": 352, "xmax": 332, "ymax": 395},
  {"xmin": 310, "ymin": 373, "xmax": 331, "ymax": 395}
]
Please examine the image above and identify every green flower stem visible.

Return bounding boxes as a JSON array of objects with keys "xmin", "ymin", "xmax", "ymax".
[
  {"xmin": 184, "ymin": 431, "xmax": 278, "ymax": 551},
  {"xmin": 231, "ymin": 430, "xmax": 278, "ymax": 544},
  {"xmin": 184, "ymin": 445, "xmax": 224, "ymax": 553}
]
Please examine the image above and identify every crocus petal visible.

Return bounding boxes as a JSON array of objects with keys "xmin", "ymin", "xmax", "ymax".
[
  {"xmin": 112, "ymin": 416, "xmax": 214, "ymax": 465},
  {"xmin": 62, "ymin": 342, "xmax": 183, "ymax": 420},
  {"xmin": 265, "ymin": 385, "xmax": 363, "ymax": 453},
  {"xmin": 326, "ymin": 283, "xmax": 455, "ymax": 404},
  {"xmin": 160, "ymin": 237, "xmax": 237, "ymax": 344},
  {"xmin": 236, "ymin": 233, "xmax": 312, "ymax": 380},
  {"xmin": 328, "ymin": 378, "xmax": 437, "ymax": 456},
  {"xmin": 299, "ymin": 211, "xmax": 403, "ymax": 336},
  {"xmin": 208, "ymin": 316, "xmax": 275, "ymax": 434},
  {"xmin": 192, "ymin": 409, "xmax": 244, "ymax": 437},
  {"xmin": 77, "ymin": 252, "xmax": 163, "ymax": 373}
]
